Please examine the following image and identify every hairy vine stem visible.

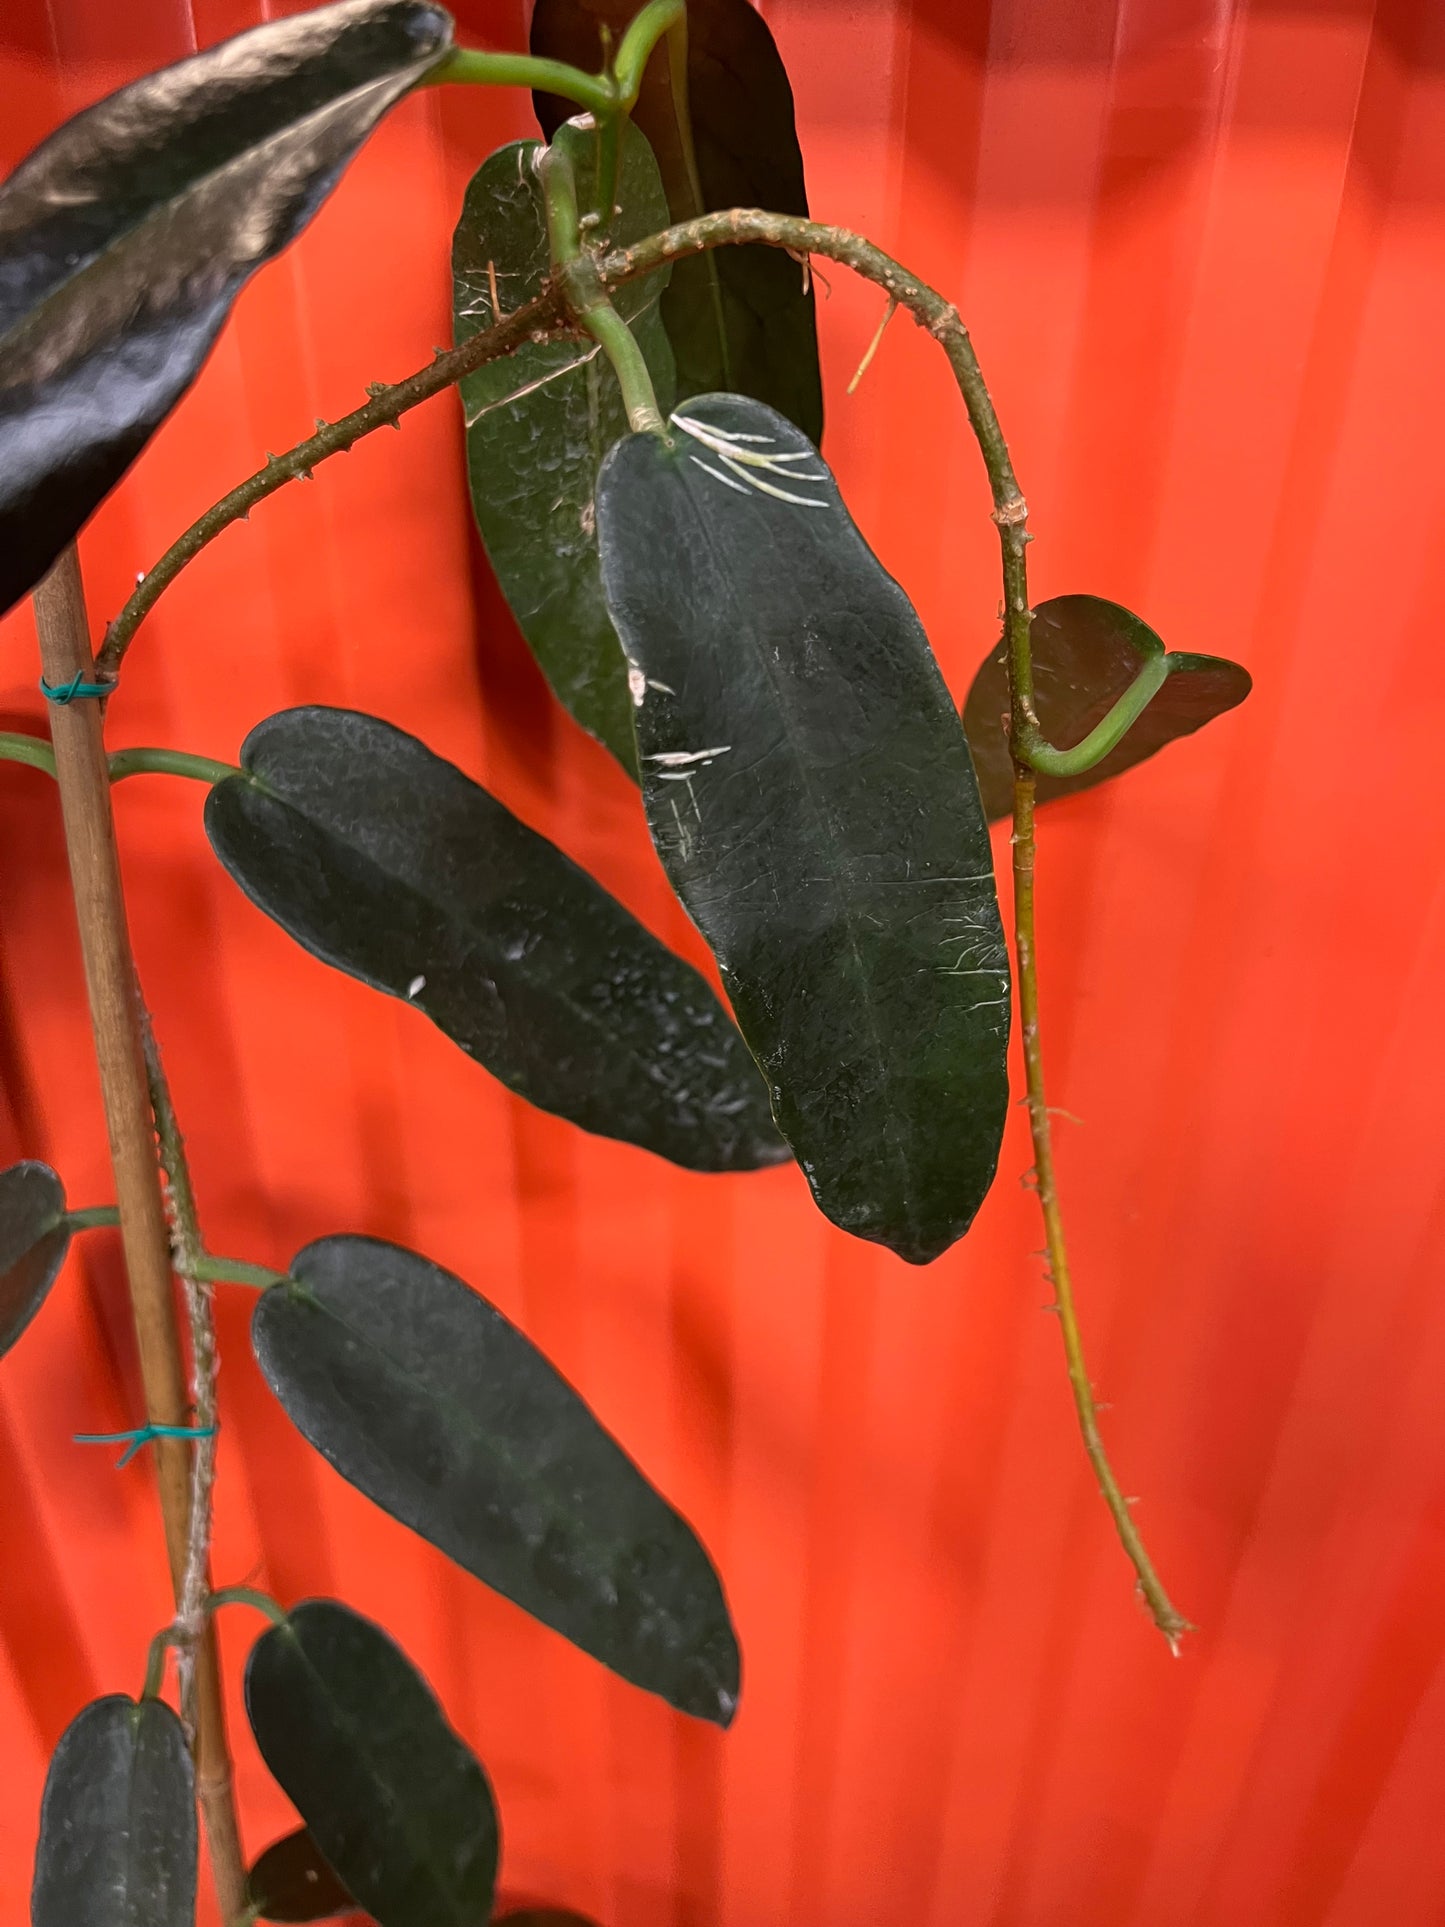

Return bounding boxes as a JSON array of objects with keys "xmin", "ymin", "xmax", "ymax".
[
  {"xmin": 30, "ymin": 549, "xmax": 250, "ymax": 1916},
  {"xmin": 97, "ymin": 289, "xmax": 572, "ymax": 676},
  {"xmin": 97, "ymin": 204, "xmax": 1188, "ymax": 1644},
  {"xmin": 136, "ymin": 1008, "xmax": 222, "ymax": 1708}
]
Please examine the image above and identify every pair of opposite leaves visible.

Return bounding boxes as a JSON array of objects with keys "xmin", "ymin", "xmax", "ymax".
[{"xmin": 33, "ymin": 1597, "xmax": 599, "ymax": 1927}]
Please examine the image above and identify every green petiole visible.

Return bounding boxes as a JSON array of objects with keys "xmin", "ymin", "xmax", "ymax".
[
  {"xmin": 1016, "ymin": 652, "xmax": 1173, "ymax": 778},
  {"xmin": 423, "ymin": 46, "xmax": 614, "ymax": 116}
]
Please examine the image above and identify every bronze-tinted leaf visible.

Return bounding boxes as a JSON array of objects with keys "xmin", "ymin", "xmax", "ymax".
[
  {"xmin": 247, "ymin": 1828, "xmax": 355, "ymax": 1922},
  {"xmin": 252, "ymin": 1235, "xmax": 739, "ymax": 1724},
  {"xmin": 204, "ymin": 707, "xmax": 785, "ymax": 1172},
  {"xmin": 531, "ymin": 0, "xmax": 822, "ymax": 442},
  {"xmin": 597, "ymin": 394, "xmax": 1010, "ymax": 1265},
  {"xmin": 0, "ymin": 0, "xmax": 452, "ymax": 616},
  {"xmin": 0, "ymin": 1160, "xmax": 69, "ymax": 1361},
  {"xmin": 962, "ymin": 594, "xmax": 1253, "ymax": 820}
]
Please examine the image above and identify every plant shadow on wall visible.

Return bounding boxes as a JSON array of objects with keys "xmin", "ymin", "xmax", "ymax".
[{"xmin": 0, "ymin": 1, "xmax": 1251, "ymax": 1921}]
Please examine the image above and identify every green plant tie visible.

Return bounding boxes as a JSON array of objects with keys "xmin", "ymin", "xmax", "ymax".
[
  {"xmin": 39, "ymin": 672, "xmax": 115, "ymax": 704},
  {"xmin": 73, "ymin": 1421, "xmax": 217, "ymax": 1467}
]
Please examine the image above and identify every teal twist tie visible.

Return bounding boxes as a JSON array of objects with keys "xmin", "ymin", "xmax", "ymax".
[
  {"xmin": 40, "ymin": 671, "xmax": 116, "ymax": 704},
  {"xmin": 74, "ymin": 1421, "xmax": 217, "ymax": 1467}
]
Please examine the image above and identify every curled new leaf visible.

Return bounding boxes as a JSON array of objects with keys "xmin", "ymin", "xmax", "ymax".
[
  {"xmin": 531, "ymin": 0, "xmax": 823, "ymax": 443},
  {"xmin": 0, "ymin": 0, "xmax": 453, "ymax": 617},
  {"xmin": 597, "ymin": 394, "xmax": 1011, "ymax": 1266},
  {"xmin": 0, "ymin": 1160, "xmax": 69, "ymax": 1360},
  {"xmin": 252, "ymin": 1235, "xmax": 740, "ymax": 1724},
  {"xmin": 247, "ymin": 1828, "xmax": 355, "ymax": 1923},
  {"xmin": 31, "ymin": 1695, "xmax": 196, "ymax": 1927},
  {"xmin": 204, "ymin": 707, "xmax": 785, "ymax": 1172},
  {"xmin": 962, "ymin": 594, "xmax": 1253, "ymax": 821},
  {"xmin": 245, "ymin": 1600, "xmax": 497, "ymax": 1927},
  {"xmin": 453, "ymin": 122, "xmax": 674, "ymax": 769}
]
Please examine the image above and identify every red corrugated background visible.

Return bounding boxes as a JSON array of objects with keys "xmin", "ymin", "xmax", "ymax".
[{"xmin": 3, "ymin": 0, "xmax": 1444, "ymax": 1921}]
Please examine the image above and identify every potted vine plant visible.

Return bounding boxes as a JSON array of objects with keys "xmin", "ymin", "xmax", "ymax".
[{"xmin": 0, "ymin": 0, "xmax": 1250, "ymax": 1921}]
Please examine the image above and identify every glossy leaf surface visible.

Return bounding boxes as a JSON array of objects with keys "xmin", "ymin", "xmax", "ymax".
[
  {"xmin": 453, "ymin": 122, "xmax": 674, "ymax": 770},
  {"xmin": 204, "ymin": 707, "xmax": 784, "ymax": 1172},
  {"xmin": 246, "ymin": 1600, "xmax": 497, "ymax": 1927},
  {"xmin": 962, "ymin": 594, "xmax": 1254, "ymax": 821},
  {"xmin": 0, "ymin": 1160, "xmax": 69, "ymax": 1361},
  {"xmin": 0, "ymin": 0, "xmax": 451, "ymax": 617},
  {"xmin": 247, "ymin": 1828, "xmax": 355, "ymax": 1922},
  {"xmin": 597, "ymin": 394, "xmax": 1010, "ymax": 1265},
  {"xmin": 531, "ymin": 0, "xmax": 822, "ymax": 443},
  {"xmin": 252, "ymin": 1235, "xmax": 740, "ymax": 1724},
  {"xmin": 31, "ymin": 1695, "xmax": 195, "ymax": 1927}
]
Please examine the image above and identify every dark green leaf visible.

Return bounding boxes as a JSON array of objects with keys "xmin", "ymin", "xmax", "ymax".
[
  {"xmin": 252, "ymin": 1236, "xmax": 739, "ymax": 1724},
  {"xmin": 245, "ymin": 1600, "xmax": 497, "ymax": 1927},
  {"xmin": 0, "ymin": 1160, "xmax": 69, "ymax": 1361},
  {"xmin": 597, "ymin": 395, "xmax": 1010, "ymax": 1266},
  {"xmin": 204, "ymin": 707, "xmax": 784, "ymax": 1173},
  {"xmin": 453, "ymin": 123, "xmax": 674, "ymax": 771},
  {"xmin": 31, "ymin": 1695, "xmax": 196, "ymax": 1927},
  {"xmin": 495, "ymin": 1914, "xmax": 602, "ymax": 1925},
  {"xmin": 531, "ymin": 0, "xmax": 822, "ymax": 443},
  {"xmin": 0, "ymin": 0, "xmax": 452, "ymax": 617},
  {"xmin": 962, "ymin": 594, "xmax": 1253, "ymax": 821},
  {"xmin": 247, "ymin": 1829, "xmax": 355, "ymax": 1922}
]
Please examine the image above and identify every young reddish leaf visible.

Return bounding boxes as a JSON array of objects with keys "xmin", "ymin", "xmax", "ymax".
[
  {"xmin": 247, "ymin": 1828, "xmax": 355, "ymax": 1922},
  {"xmin": 962, "ymin": 594, "xmax": 1253, "ymax": 820},
  {"xmin": 0, "ymin": 1161, "xmax": 69, "ymax": 1361}
]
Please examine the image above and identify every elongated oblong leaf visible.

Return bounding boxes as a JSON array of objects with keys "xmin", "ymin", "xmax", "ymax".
[
  {"xmin": 0, "ymin": 0, "xmax": 452, "ymax": 617},
  {"xmin": 453, "ymin": 122, "xmax": 674, "ymax": 770},
  {"xmin": 31, "ymin": 1695, "xmax": 196, "ymax": 1927},
  {"xmin": 253, "ymin": 1235, "xmax": 740, "ymax": 1723},
  {"xmin": 597, "ymin": 395, "xmax": 1010, "ymax": 1266},
  {"xmin": 0, "ymin": 1160, "xmax": 69, "ymax": 1360},
  {"xmin": 204, "ymin": 707, "xmax": 784, "ymax": 1172},
  {"xmin": 246, "ymin": 1600, "xmax": 497, "ymax": 1927},
  {"xmin": 247, "ymin": 1828, "xmax": 354, "ymax": 1923},
  {"xmin": 962, "ymin": 594, "xmax": 1253, "ymax": 821},
  {"xmin": 532, "ymin": 0, "xmax": 822, "ymax": 443}
]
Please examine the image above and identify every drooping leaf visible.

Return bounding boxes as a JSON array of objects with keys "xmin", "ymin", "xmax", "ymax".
[
  {"xmin": 453, "ymin": 122, "xmax": 674, "ymax": 771},
  {"xmin": 31, "ymin": 1695, "xmax": 196, "ymax": 1927},
  {"xmin": 247, "ymin": 1829, "xmax": 355, "ymax": 1923},
  {"xmin": 0, "ymin": 0, "xmax": 452, "ymax": 618},
  {"xmin": 204, "ymin": 707, "xmax": 785, "ymax": 1173},
  {"xmin": 531, "ymin": 0, "xmax": 822, "ymax": 444},
  {"xmin": 597, "ymin": 394, "xmax": 1010, "ymax": 1266},
  {"xmin": 252, "ymin": 1235, "xmax": 739, "ymax": 1725},
  {"xmin": 245, "ymin": 1600, "xmax": 497, "ymax": 1927},
  {"xmin": 962, "ymin": 594, "xmax": 1253, "ymax": 821},
  {"xmin": 0, "ymin": 1160, "xmax": 69, "ymax": 1361}
]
